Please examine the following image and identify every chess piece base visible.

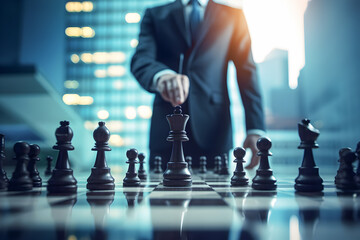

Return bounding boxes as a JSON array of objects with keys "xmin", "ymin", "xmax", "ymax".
[
  {"xmin": 87, "ymin": 167, "xmax": 115, "ymax": 190},
  {"xmin": 252, "ymin": 169, "xmax": 277, "ymax": 190},
  {"xmin": 8, "ymin": 182, "xmax": 33, "ymax": 191},
  {"xmin": 231, "ymin": 173, "xmax": 249, "ymax": 186},
  {"xmin": 8, "ymin": 173, "xmax": 33, "ymax": 191},
  {"xmin": 47, "ymin": 169, "xmax": 77, "ymax": 193},
  {"xmin": 138, "ymin": 171, "xmax": 147, "ymax": 180},
  {"xmin": 295, "ymin": 167, "xmax": 323, "ymax": 192},
  {"xmin": 123, "ymin": 174, "xmax": 140, "ymax": 187},
  {"xmin": 30, "ymin": 175, "xmax": 42, "ymax": 187},
  {"xmin": 163, "ymin": 162, "xmax": 192, "ymax": 187}
]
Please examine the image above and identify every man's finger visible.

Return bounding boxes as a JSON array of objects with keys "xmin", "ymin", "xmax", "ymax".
[
  {"xmin": 181, "ymin": 75, "xmax": 190, "ymax": 101},
  {"xmin": 165, "ymin": 79, "xmax": 175, "ymax": 105},
  {"xmin": 175, "ymin": 75, "xmax": 185, "ymax": 105},
  {"xmin": 160, "ymin": 81, "xmax": 171, "ymax": 102}
]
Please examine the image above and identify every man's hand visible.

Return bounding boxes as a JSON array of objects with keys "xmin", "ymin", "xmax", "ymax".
[
  {"xmin": 157, "ymin": 74, "xmax": 190, "ymax": 107},
  {"xmin": 243, "ymin": 134, "xmax": 261, "ymax": 169}
]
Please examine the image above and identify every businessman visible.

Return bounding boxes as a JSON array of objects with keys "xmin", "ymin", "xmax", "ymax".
[{"xmin": 131, "ymin": 0, "xmax": 265, "ymax": 169}]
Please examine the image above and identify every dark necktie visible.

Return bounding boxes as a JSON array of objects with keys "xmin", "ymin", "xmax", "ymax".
[{"xmin": 189, "ymin": 0, "xmax": 201, "ymax": 43}]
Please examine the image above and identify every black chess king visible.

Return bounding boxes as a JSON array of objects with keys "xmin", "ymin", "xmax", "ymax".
[
  {"xmin": 295, "ymin": 119, "xmax": 323, "ymax": 192},
  {"xmin": 163, "ymin": 106, "xmax": 192, "ymax": 187}
]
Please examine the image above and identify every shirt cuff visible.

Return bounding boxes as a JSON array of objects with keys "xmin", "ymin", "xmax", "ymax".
[
  {"xmin": 247, "ymin": 129, "xmax": 266, "ymax": 136},
  {"xmin": 151, "ymin": 69, "xmax": 177, "ymax": 91}
]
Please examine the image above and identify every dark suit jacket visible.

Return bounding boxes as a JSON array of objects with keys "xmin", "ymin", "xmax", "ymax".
[{"xmin": 131, "ymin": 0, "xmax": 265, "ymax": 153}]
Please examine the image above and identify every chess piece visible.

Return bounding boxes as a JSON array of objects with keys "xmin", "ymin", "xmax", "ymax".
[
  {"xmin": 252, "ymin": 137, "xmax": 277, "ymax": 190},
  {"xmin": 199, "ymin": 156, "xmax": 207, "ymax": 173},
  {"xmin": 231, "ymin": 147, "xmax": 249, "ymax": 186},
  {"xmin": 8, "ymin": 142, "xmax": 33, "ymax": 191},
  {"xmin": 219, "ymin": 153, "xmax": 230, "ymax": 175},
  {"xmin": 334, "ymin": 148, "xmax": 358, "ymax": 191},
  {"xmin": 163, "ymin": 106, "xmax": 192, "ymax": 187},
  {"xmin": 87, "ymin": 121, "xmax": 115, "ymax": 191},
  {"xmin": 294, "ymin": 119, "xmax": 323, "ymax": 192},
  {"xmin": 47, "ymin": 121, "xmax": 78, "ymax": 193},
  {"xmin": 0, "ymin": 134, "xmax": 9, "ymax": 190},
  {"xmin": 123, "ymin": 148, "xmax": 141, "ymax": 187},
  {"xmin": 185, "ymin": 156, "xmax": 193, "ymax": 174},
  {"xmin": 214, "ymin": 156, "xmax": 221, "ymax": 174},
  {"xmin": 45, "ymin": 156, "xmax": 53, "ymax": 176},
  {"xmin": 138, "ymin": 153, "xmax": 147, "ymax": 180},
  {"xmin": 355, "ymin": 142, "xmax": 360, "ymax": 185},
  {"xmin": 27, "ymin": 144, "xmax": 42, "ymax": 187},
  {"xmin": 153, "ymin": 156, "xmax": 163, "ymax": 174}
]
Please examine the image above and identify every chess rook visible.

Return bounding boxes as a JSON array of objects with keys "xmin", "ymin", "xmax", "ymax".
[
  {"xmin": 199, "ymin": 156, "xmax": 207, "ymax": 173},
  {"xmin": 87, "ymin": 121, "xmax": 115, "ymax": 191},
  {"xmin": 8, "ymin": 142, "xmax": 33, "ymax": 191},
  {"xmin": 45, "ymin": 156, "xmax": 53, "ymax": 176},
  {"xmin": 138, "ymin": 153, "xmax": 147, "ymax": 180},
  {"xmin": 163, "ymin": 106, "xmax": 192, "ymax": 187},
  {"xmin": 231, "ymin": 147, "xmax": 249, "ymax": 186},
  {"xmin": 27, "ymin": 144, "xmax": 42, "ymax": 187},
  {"xmin": 252, "ymin": 137, "xmax": 277, "ymax": 190},
  {"xmin": 47, "ymin": 121, "xmax": 78, "ymax": 193},
  {"xmin": 294, "ymin": 119, "xmax": 323, "ymax": 192},
  {"xmin": 123, "ymin": 148, "xmax": 141, "ymax": 187},
  {"xmin": 153, "ymin": 156, "xmax": 163, "ymax": 174},
  {"xmin": 0, "ymin": 134, "xmax": 9, "ymax": 190}
]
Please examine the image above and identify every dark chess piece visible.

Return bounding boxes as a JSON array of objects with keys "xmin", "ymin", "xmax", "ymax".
[
  {"xmin": 0, "ymin": 134, "xmax": 9, "ymax": 190},
  {"xmin": 231, "ymin": 147, "xmax": 249, "ymax": 186},
  {"xmin": 252, "ymin": 137, "xmax": 277, "ymax": 190},
  {"xmin": 185, "ymin": 156, "xmax": 193, "ymax": 174},
  {"xmin": 123, "ymin": 148, "xmax": 141, "ymax": 187},
  {"xmin": 87, "ymin": 121, "xmax": 115, "ymax": 191},
  {"xmin": 199, "ymin": 156, "xmax": 207, "ymax": 173},
  {"xmin": 138, "ymin": 153, "xmax": 147, "ymax": 180},
  {"xmin": 27, "ymin": 144, "xmax": 42, "ymax": 187},
  {"xmin": 47, "ymin": 121, "xmax": 78, "ymax": 193},
  {"xmin": 8, "ymin": 142, "xmax": 33, "ymax": 191},
  {"xmin": 214, "ymin": 156, "xmax": 221, "ymax": 174},
  {"xmin": 355, "ymin": 142, "xmax": 360, "ymax": 185},
  {"xmin": 334, "ymin": 148, "xmax": 358, "ymax": 191},
  {"xmin": 294, "ymin": 119, "xmax": 323, "ymax": 192},
  {"xmin": 153, "ymin": 156, "xmax": 163, "ymax": 174},
  {"xmin": 45, "ymin": 156, "xmax": 53, "ymax": 176},
  {"xmin": 163, "ymin": 106, "xmax": 192, "ymax": 187},
  {"xmin": 219, "ymin": 153, "xmax": 230, "ymax": 175}
]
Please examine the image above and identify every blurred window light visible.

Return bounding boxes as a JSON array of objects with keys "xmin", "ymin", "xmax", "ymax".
[
  {"xmin": 107, "ymin": 65, "xmax": 126, "ymax": 77},
  {"xmin": 137, "ymin": 105, "xmax": 152, "ymax": 119},
  {"xmin": 109, "ymin": 52, "xmax": 126, "ymax": 63},
  {"xmin": 109, "ymin": 134, "xmax": 124, "ymax": 147},
  {"xmin": 81, "ymin": 26, "xmax": 95, "ymax": 38},
  {"xmin": 130, "ymin": 39, "xmax": 139, "ymax": 48},
  {"xmin": 94, "ymin": 69, "xmax": 107, "ymax": 78},
  {"xmin": 97, "ymin": 110, "xmax": 109, "ymax": 120},
  {"xmin": 125, "ymin": 13, "xmax": 141, "ymax": 23},
  {"xmin": 82, "ymin": 1, "xmax": 94, "ymax": 12},
  {"xmin": 125, "ymin": 107, "xmax": 137, "ymax": 120},
  {"xmin": 81, "ymin": 53, "xmax": 93, "ymax": 63},
  {"xmin": 78, "ymin": 96, "xmax": 94, "ymax": 105},
  {"xmin": 65, "ymin": 27, "xmax": 82, "ymax": 37},
  {"xmin": 64, "ymin": 80, "xmax": 79, "ymax": 89},
  {"xmin": 113, "ymin": 80, "xmax": 123, "ymax": 90},
  {"xmin": 70, "ymin": 54, "xmax": 80, "ymax": 63},
  {"xmin": 63, "ymin": 94, "xmax": 80, "ymax": 105},
  {"xmin": 92, "ymin": 52, "xmax": 108, "ymax": 64},
  {"xmin": 84, "ymin": 121, "xmax": 97, "ymax": 130},
  {"xmin": 106, "ymin": 120, "xmax": 123, "ymax": 132},
  {"xmin": 65, "ymin": 2, "xmax": 83, "ymax": 12}
]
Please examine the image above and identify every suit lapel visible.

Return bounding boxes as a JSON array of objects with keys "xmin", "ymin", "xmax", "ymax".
[{"xmin": 171, "ymin": 0, "xmax": 192, "ymax": 47}]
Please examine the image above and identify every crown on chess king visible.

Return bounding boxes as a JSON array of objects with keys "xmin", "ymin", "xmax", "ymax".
[
  {"xmin": 166, "ymin": 106, "xmax": 189, "ymax": 142},
  {"xmin": 298, "ymin": 119, "xmax": 320, "ymax": 149},
  {"xmin": 53, "ymin": 120, "xmax": 75, "ymax": 150}
]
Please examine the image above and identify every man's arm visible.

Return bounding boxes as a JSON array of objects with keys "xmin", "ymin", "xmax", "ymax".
[{"xmin": 130, "ymin": 9, "xmax": 172, "ymax": 93}]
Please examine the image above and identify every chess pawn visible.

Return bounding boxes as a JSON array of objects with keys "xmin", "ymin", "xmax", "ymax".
[
  {"xmin": 199, "ymin": 156, "xmax": 207, "ymax": 173},
  {"xmin": 252, "ymin": 137, "xmax": 277, "ymax": 190},
  {"xmin": 8, "ymin": 142, "xmax": 33, "ymax": 191},
  {"xmin": 294, "ymin": 119, "xmax": 323, "ymax": 192},
  {"xmin": 45, "ymin": 156, "xmax": 53, "ymax": 176},
  {"xmin": 0, "ymin": 134, "xmax": 9, "ymax": 190},
  {"xmin": 214, "ymin": 156, "xmax": 221, "ymax": 174},
  {"xmin": 123, "ymin": 148, "xmax": 141, "ymax": 187},
  {"xmin": 231, "ymin": 147, "xmax": 249, "ymax": 186},
  {"xmin": 219, "ymin": 153, "xmax": 230, "ymax": 175},
  {"xmin": 334, "ymin": 148, "xmax": 358, "ymax": 191},
  {"xmin": 355, "ymin": 142, "xmax": 360, "ymax": 185},
  {"xmin": 163, "ymin": 106, "xmax": 192, "ymax": 187},
  {"xmin": 87, "ymin": 122, "xmax": 115, "ymax": 191},
  {"xmin": 138, "ymin": 153, "xmax": 147, "ymax": 180},
  {"xmin": 47, "ymin": 121, "xmax": 77, "ymax": 193},
  {"xmin": 27, "ymin": 144, "xmax": 42, "ymax": 187},
  {"xmin": 153, "ymin": 156, "xmax": 163, "ymax": 174},
  {"xmin": 185, "ymin": 156, "xmax": 193, "ymax": 174}
]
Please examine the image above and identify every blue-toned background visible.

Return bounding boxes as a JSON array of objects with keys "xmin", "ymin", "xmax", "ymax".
[{"xmin": 0, "ymin": 0, "xmax": 359, "ymax": 172}]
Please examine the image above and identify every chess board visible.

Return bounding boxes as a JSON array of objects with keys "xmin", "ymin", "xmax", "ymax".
[{"xmin": 1, "ymin": 170, "xmax": 360, "ymax": 240}]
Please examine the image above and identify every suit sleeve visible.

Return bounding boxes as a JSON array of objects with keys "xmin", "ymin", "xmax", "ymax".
[
  {"xmin": 230, "ymin": 10, "xmax": 266, "ymax": 132},
  {"xmin": 130, "ymin": 9, "xmax": 171, "ymax": 93}
]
